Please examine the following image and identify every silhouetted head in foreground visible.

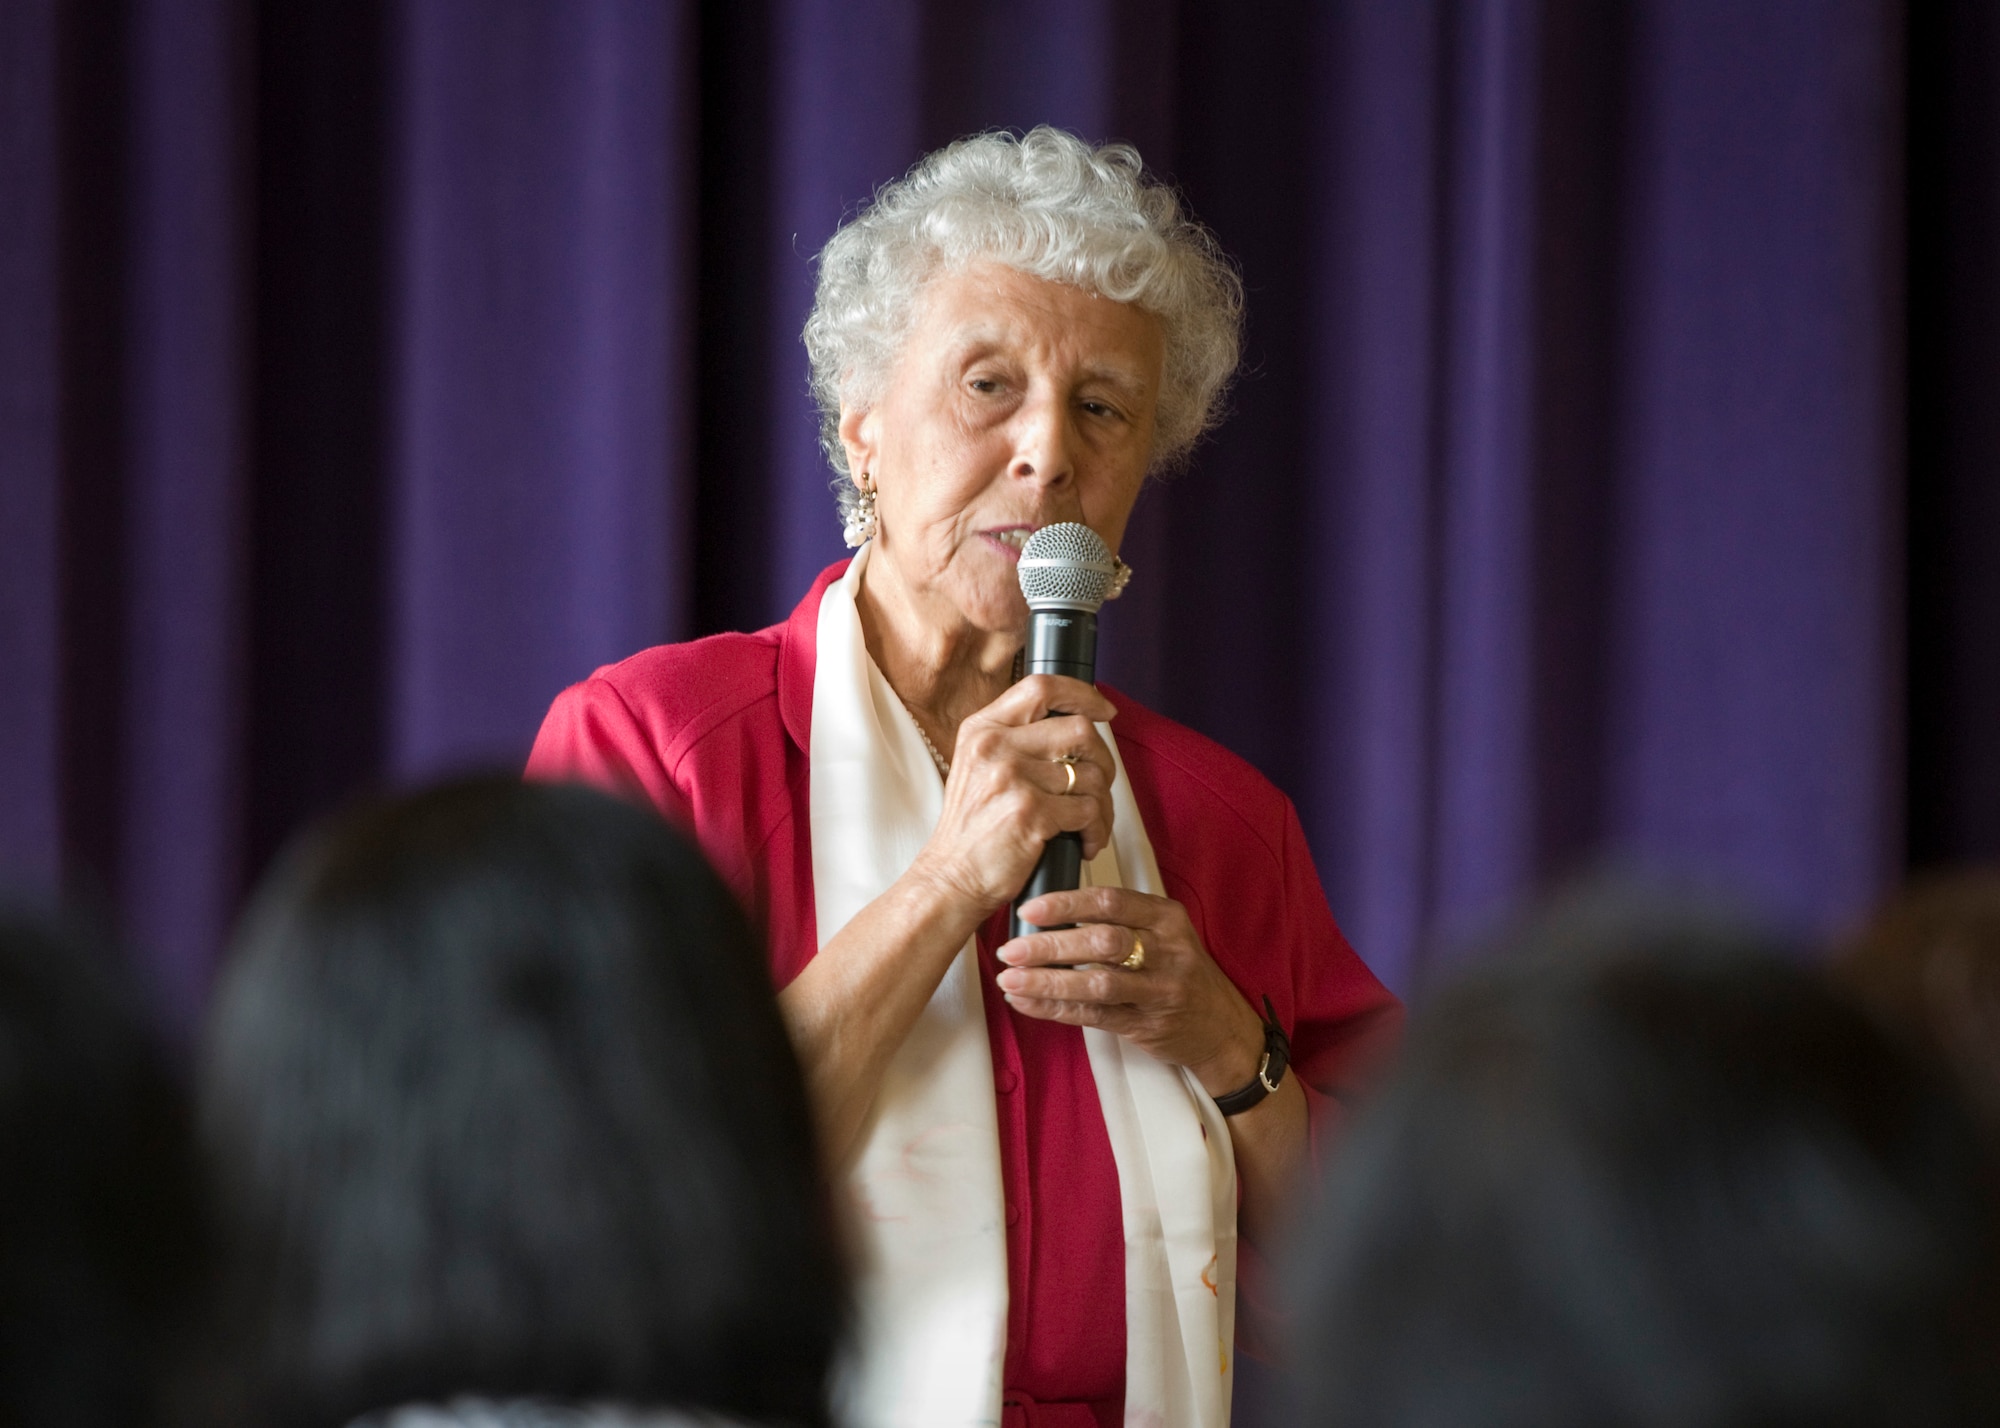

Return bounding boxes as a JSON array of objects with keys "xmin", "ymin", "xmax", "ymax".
[
  {"xmin": 1288, "ymin": 888, "xmax": 2000, "ymax": 1428},
  {"xmin": 201, "ymin": 777, "xmax": 843, "ymax": 1428},
  {"xmin": 1837, "ymin": 865, "xmax": 2000, "ymax": 1135},
  {"xmin": 0, "ymin": 905, "xmax": 205, "ymax": 1428}
]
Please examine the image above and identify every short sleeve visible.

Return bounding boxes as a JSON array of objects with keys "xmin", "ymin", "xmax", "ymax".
[
  {"xmin": 525, "ymin": 676, "xmax": 696, "ymax": 832},
  {"xmin": 1275, "ymin": 795, "xmax": 1401, "ymax": 1165}
]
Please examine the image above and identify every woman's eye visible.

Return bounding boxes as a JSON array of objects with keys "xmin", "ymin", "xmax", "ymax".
[
  {"xmin": 969, "ymin": 377, "xmax": 1001, "ymax": 394},
  {"xmin": 1081, "ymin": 400, "xmax": 1120, "ymax": 420}
]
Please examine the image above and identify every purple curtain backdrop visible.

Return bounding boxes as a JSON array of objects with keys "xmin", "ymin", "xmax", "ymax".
[{"xmin": 3, "ymin": 0, "xmax": 1994, "ymax": 1040}]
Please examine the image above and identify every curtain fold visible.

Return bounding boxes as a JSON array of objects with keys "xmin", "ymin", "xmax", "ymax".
[
  {"xmin": 1297, "ymin": 0, "xmax": 1903, "ymax": 991},
  {"xmin": 0, "ymin": 0, "xmax": 63, "ymax": 894},
  {"xmin": 121, "ymin": 0, "xmax": 249, "ymax": 1033},
  {"xmin": 393, "ymin": 0, "xmax": 695, "ymax": 778}
]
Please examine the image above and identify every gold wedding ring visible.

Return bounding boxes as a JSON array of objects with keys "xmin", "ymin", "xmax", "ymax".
[
  {"xmin": 1121, "ymin": 934, "xmax": 1146, "ymax": 972},
  {"xmin": 1055, "ymin": 753, "xmax": 1080, "ymax": 794}
]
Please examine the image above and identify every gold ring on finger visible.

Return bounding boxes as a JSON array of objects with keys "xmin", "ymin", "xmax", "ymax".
[
  {"xmin": 1054, "ymin": 753, "xmax": 1080, "ymax": 794},
  {"xmin": 1121, "ymin": 934, "xmax": 1146, "ymax": 972}
]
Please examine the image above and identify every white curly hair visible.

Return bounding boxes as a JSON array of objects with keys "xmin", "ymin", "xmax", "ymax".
[{"xmin": 804, "ymin": 126, "xmax": 1245, "ymax": 524}]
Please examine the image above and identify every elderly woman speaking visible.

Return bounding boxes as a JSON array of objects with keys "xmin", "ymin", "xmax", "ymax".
[{"xmin": 529, "ymin": 128, "xmax": 1398, "ymax": 1428}]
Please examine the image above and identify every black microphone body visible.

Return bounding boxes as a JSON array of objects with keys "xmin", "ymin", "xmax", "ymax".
[
  {"xmin": 1008, "ymin": 523, "xmax": 1119, "ymax": 942},
  {"xmin": 1025, "ymin": 605, "xmax": 1098, "ymax": 683},
  {"xmin": 1009, "ymin": 607, "xmax": 1098, "ymax": 940}
]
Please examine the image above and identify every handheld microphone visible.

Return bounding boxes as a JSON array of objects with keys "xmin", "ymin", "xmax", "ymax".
[{"xmin": 1009, "ymin": 523, "xmax": 1120, "ymax": 941}]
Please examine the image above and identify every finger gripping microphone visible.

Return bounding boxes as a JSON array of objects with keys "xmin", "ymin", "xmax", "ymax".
[{"xmin": 1010, "ymin": 522, "xmax": 1120, "ymax": 941}]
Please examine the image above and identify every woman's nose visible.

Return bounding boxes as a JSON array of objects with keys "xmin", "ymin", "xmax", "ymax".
[{"xmin": 1010, "ymin": 396, "xmax": 1076, "ymax": 488}]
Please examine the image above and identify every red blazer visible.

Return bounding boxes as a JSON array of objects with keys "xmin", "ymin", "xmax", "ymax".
[{"xmin": 527, "ymin": 561, "xmax": 1401, "ymax": 1419}]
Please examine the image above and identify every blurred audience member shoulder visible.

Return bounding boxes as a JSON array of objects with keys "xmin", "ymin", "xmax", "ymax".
[
  {"xmin": 1286, "ymin": 881, "xmax": 2000, "ymax": 1428},
  {"xmin": 351, "ymin": 1398, "xmax": 749, "ymax": 1426},
  {"xmin": 1836, "ymin": 865, "xmax": 2000, "ymax": 1135},
  {"xmin": 0, "ymin": 901, "xmax": 207, "ymax": 1428},
  {"xmin": 198, "ymin": 776, "xmax": 845, "ymax": 1428}
]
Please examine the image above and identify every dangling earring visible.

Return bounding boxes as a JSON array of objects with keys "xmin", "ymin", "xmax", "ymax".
[{"xmin": 843, "ymin": 473, "xmax": 879, "ymax": 549}]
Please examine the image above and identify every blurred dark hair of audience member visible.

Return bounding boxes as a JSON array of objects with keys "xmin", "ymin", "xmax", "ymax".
[
  {"xmin": 1287, "ymin": 887, "xmax": 2000, "ymax": 1428},
  {"xmin": 0, "ymin": 904, "xmax": 207, "ymax": 1428},
  {"xmin": 198, "ymin": 777, "xmax": 844, "ymax": 1428},
  {"xmin": 1836, "ymin": 866, "xmax": 2000, "ymax": 1133}
]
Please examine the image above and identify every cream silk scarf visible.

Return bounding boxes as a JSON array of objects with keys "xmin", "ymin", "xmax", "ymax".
[{"xmin": 812, "ymin": 546, "xmax": 1237, "ymax": 1428}]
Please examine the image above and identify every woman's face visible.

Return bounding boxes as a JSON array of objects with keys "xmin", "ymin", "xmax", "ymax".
[{"xmin": 840, "ymin": 262, "xmax": 1165, "ymax": 639}]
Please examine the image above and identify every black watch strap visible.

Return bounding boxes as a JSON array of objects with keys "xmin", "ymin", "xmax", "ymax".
[{"xmin": 1213, "ymin": 996, "xmax": 1291, "ymax": 1117}]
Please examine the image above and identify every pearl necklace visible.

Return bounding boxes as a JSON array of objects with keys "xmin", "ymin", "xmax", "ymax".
[{"xmin": 897, "ymin": 694, "xmax": 951, "ymax": 780}]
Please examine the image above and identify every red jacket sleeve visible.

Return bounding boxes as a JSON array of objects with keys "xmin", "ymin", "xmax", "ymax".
[
  {"xmin": 524, "ymin": 675, "xmax": 696, "ymax": 833},
  {"xmin": 1230, "ymin": 795, "xmax": 1401, "ymax": 1356},
  {"xmin": 1275, "ymin": 794, "xmax": 1402, "ymax": 1164}
]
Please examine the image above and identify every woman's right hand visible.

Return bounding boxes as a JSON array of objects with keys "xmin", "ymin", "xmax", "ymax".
[{"xmin": 908, "ymin": 675, "xmax": 1119, "ymax": 917}]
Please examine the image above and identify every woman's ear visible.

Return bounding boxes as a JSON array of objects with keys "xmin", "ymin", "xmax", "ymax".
[{"xmin": 838, "ymin": 403, "xmax": 878, "ymax": 488}]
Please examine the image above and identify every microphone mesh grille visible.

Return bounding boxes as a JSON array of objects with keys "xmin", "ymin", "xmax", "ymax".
[{"xmin": 1017, "ymin": 523, "xmax": 1116, "ymax": 610}]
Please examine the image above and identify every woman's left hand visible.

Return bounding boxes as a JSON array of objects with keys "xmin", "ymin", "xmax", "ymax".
[{"xmin": 996, "ymin": 886, "xmax": 1267, "ymax": 1098}]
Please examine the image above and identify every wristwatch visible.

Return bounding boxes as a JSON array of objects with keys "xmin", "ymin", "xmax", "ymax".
[{"xmin": 1213, "ymin": 996, "xmax": 1291, "ymax": 1117}]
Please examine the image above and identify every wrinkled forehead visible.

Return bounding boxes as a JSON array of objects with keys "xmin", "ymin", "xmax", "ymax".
[{"xmin": 904, "ymin": 260, "xmax": 1165, "ymax": 382}]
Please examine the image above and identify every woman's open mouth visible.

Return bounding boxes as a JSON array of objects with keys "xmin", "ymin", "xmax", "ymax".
[{"xmin": 980, "ymin": 526, "xmax": 1035, "ymax": 562}]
